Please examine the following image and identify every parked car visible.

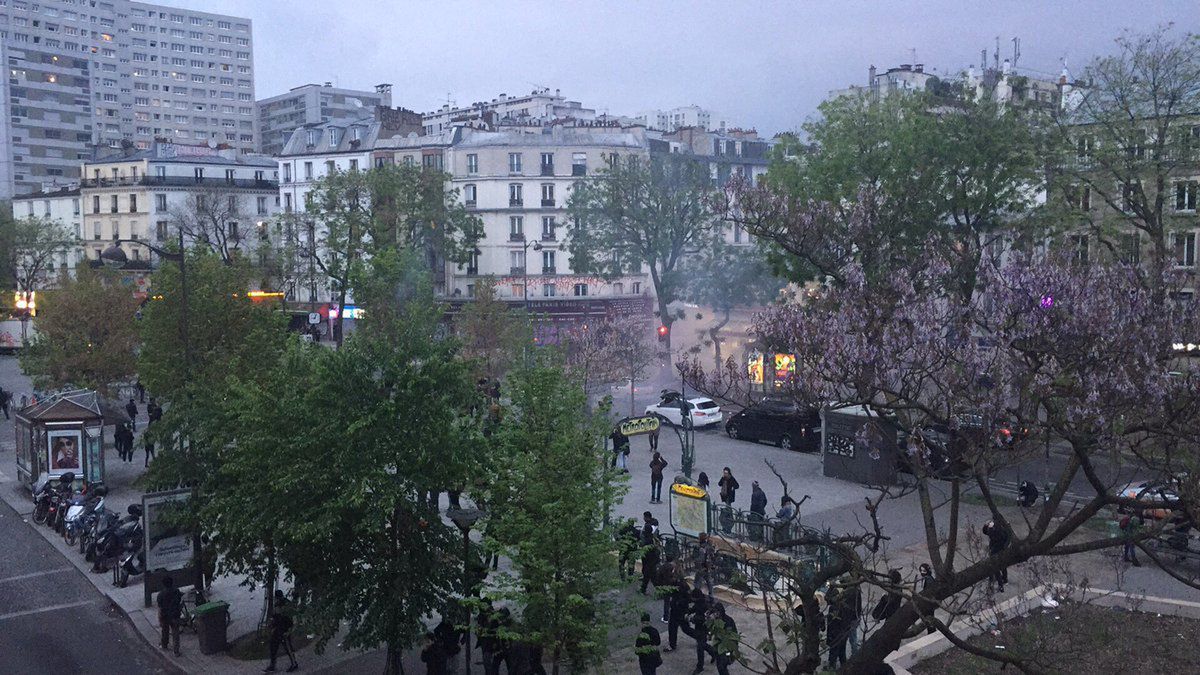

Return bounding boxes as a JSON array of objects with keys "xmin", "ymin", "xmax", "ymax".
[
  {"xmin": 724, "ymin": 398, "xmax": 821, "ymax": 452},
  {"xmin": 645, "ymin": 391, "xmax": 723, "ymax": 428},
  {"xmin": 1116, "ymin": 479, "xmax": 1183, "ymax": 519}
]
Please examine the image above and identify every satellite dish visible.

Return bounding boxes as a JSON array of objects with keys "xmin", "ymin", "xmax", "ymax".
[{"xmin": 350, "ymin": 98, "xmax": 363, "ymax": 108}]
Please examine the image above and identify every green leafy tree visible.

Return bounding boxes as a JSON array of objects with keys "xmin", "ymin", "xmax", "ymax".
[
  {"xmin": 1, "ymin": 214, "xmax": 75, "ymax": 294},
  {"xmin": 484, "ymin": 360, "xmax": 625, "ymax": 673},
  {"xmin": 567, "ymin": 155, "xmax": 722, "ymax": 352},
  {"xmin": 198, "ymin": 254, "xmax": 485, "ymax": 675},
  {"xmin": 456, "ymin": 276, "xmax": 530, "ymax": 383},
  {"xmin": 738, "ymin": 89, "xmax": 1042, "ymax": 300},
  {"xmin": 20, "ymin": 267, "xmax": 140, "ymax": 396},
  {"xmin": 299, "ymin": 164, "xmax": 481, "ymax": 345},
  {"xmin": 682, "ymin": 238, "xmax": 783, "ymax": 370}
]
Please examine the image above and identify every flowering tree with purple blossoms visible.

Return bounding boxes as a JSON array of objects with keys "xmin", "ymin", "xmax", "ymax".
[{"xmin": 681, "ymin": 191, "xmax": 1200, "ymax": 673}]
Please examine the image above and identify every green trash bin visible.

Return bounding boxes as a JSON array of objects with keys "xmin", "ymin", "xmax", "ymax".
[{"xmin": 193, "ymin": 600, "xmax": 230, "ymax": 654}]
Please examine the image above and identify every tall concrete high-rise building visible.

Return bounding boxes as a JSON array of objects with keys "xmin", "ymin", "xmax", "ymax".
[
  {"xmin": 0, "ymin": 0, "xmax": 256, "ymax": 199},
  {"xmin": 257, "ymin": 83, "xmax": 393, "ymax": 156}
]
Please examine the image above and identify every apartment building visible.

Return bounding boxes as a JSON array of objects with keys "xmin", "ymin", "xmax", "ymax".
[
  {"xmin": 78, "ymin": 141, "xmax": 278, "ymax": 266},
  {"xmin": 422, "ymin": 88, "xmax": 597, "ymax": 135},
  {"xmin": 257, "ymin": 83, "xmax": 393, "ymax": 156},
  {"xmin": 0, "ymin": 0, "xmax": 255, "ymax": 199},
  {"xmin": 10, "ymin": 185, "xmax": 86, "ymax": 278},
  {"xmin": 635, "ymin": 105, "xmax": 730, "ymax": 133}
]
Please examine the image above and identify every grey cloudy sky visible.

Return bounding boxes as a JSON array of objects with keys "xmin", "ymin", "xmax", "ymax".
[{"xmin": 159, "ymin": 0, "xmax": 1185, "ymax": 135}]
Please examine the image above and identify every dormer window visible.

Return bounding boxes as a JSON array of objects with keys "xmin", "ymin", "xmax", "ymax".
[
  {"xmin": 328, "ymin": 128, "xmax": 341, "ymax": 146},
  {"xmin": 306, "ymin": 129, "xmax": 319, "ymax": 146},
  {"xmin": 350, "ymin": 126, "xmax": 362, "ymax": 142}
]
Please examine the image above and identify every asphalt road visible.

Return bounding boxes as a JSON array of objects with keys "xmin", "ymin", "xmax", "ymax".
[{"xmin": 0, "ymin": 500, "xmax": 176, "ymax": 675}]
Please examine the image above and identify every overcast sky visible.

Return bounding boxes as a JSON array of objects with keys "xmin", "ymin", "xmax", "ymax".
[{"xmin": 158, "ymin": 1, "xmax": 1185, "ymax": 135}]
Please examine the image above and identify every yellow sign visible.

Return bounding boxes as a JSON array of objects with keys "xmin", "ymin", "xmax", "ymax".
[
  {"xmin": 619, "ymin": 416, "xmax": 661, "ymax": 437},
  {"xmin": 671, "ymin": 483, "xmax": 707, "ymax": 499}
]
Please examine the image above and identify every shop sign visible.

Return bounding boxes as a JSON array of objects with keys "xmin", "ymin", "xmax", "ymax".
[{"xmin": 619, "ymin": 416, "xmax": 661, "ymax": 437}]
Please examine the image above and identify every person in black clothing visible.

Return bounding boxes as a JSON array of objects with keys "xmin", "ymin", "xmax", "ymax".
[
  {"xmin": 635, "ymin": 612, "xmax": 663, "ymax": 675},
  {"xmin": 1017, "ymin": 481, "xmax": 1040, "ymax": 508},
  {"xmin": 697, "ymin": 472, "xmax": 710, "ymax": 492},
  {"xmin": 421, "ymin": 632, "xmax": 450, "ymax": 675},
  {"xmin": 156, "ymin": 575, "xmax": 182, "ymax": 656},
  {"xmin": 144, "ymin": 438, "xmax": 156, "ymax": 467},
  {"xmin": 667, "ymin": 579, "xmax": 691, "ymax": 651},
  {"xmin": 982, "ymin": 520, "xmax": 1011, "ymax": 591},
  {"xmin": 0, "ymin": 387, "xmax": 10, "ymax": 419},
  {"xmin": 649, "ymin": 452, "xmax": 668, "ymax": 503},
  {"xmin": 148, "ymin": 397, "xmax": 163, "ymax": 424},
  {"xmin": 683, "ymin": 588, "xmax": 710, "ymax": 673},
  {"xmin": 717, "ymin": 467, "xmax": 739, "ymax": 506},
  {"xmin": 265, "ymin": 589, "xmax": 298, "ymax": 672},
  {"xmin": 125, "ymin": 398, "xmax": 138, "ymax": 431},
  {"xmin": 433, "ymin": 618, "xmax": 463, "ymax": 673},
  {"xmin": 841, "ymin": 580, "xmax": 864, "ymax": 656},
  {"xmin": 871, "ymin": 569, "xmax": 904, "ymax": 622},
  {"xmin": 477, "ymin": 604, "xmax": 503, "ymax": 675},
  {"xmin": 113, "ymin": 423, "xmax": 129, "ymax": 462},
  {"xmin": 618, "ymin": 519, "xmax": 639, "ymax": 580},
  {"xmin": 917, "ymin": 563, "xmax": 937, "ymax": 635},
  {"xmin": 749, "ymin": 481, "xmax": 767, "ymax": 542},
  {"xmin": 825, "ymin": 587, "xmax": 850, "ymax": 670},
  {"xmin": 640, "ymin": 534, "xmax": 661, "ymax": 595},
  {"xmin": 709, "ymin": 603, "xmax": 738, "ymax": 675}
]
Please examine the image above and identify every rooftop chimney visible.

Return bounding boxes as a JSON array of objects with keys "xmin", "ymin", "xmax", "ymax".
[
  {"xmin": 914, "ymin": 63, "xmax": 924, "ymax": 73},
  {"xmin": 868, "ymin": 64, "xmax": 876, "ymax": 84}
]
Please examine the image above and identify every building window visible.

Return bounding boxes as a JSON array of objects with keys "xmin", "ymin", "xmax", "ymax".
[
  {"xmin": 1175, "ymin": 232, "xmax": 1196, "ymax": 267},
  {"xmin": 733, "ymin": 224, "xmax": 743, "ymax": 243},
  {"xmin": 73, "ymin": 199, "xmax": 81, "ymax": 216},
  {"xmin": 466, "ymin": 154, "xmax": 478, "ymax": 174},
  {"xmin": 541, "ymin": 183, "xmax": 555, "ymax": 207},
  {"xmin": 508, "ymin": 152, "xmax": 522, "ymax": 174},
  {"xmin": 1121, "ymin": 232, "xmax": 1141, "ymax": 265},
  {"xmin": 1121, "ymin": 182, "xmax": 1139, "ymax": 212},
  {"xmin": 614, "ymin": 282, "xmax": 624, "ymax": 295},
  {"xmin": 195, "ymin": 167, "xmax": 204, "ymax": 181},
  {"xmin": 540, "ymin": 152, "xmax": 554, "ymax": 176},
  {"xmin": 1070, "ymin": 234, "xmax": 1089, "ymax": 266},
  {"xmin": 464, "ymin": 184, "xmax": 476, "ymax": 207},
  {"xmin": 257, "ymin": 196, "xmax": 268, "ymax": 215},
  {"xmin": 1176, "ymin": 180, "xmax": 1198, "ymax": 212},
  {"xmin": 129, "ymin": 195, "xmax": 138, "ymax": 212},
  {"xmin": 509, "ymin": 216, "xmax": 524, "ymax": 240},
  {"xmin": 572, "ymin": 152, "xmax": 587, "ymax": 176},
  {"xmin": 111, "ymin": 220, "xmax": 120, "ymax": 240},
  {"xmin": 225, "ymin": 168, "xmax": 235, "ymax": 183},
  {"xmin": 541, "ymin": 216, "xmax": 556, "ymax": 240},
  {"xmin": 110, "ymin": 195, "xmax": 119, "ymax": 213},
  {"xmin": 349, "ymin": 159, "xmax": 358, "ymax": 172},
  {"xmin": 92, "ymin": 196, "xmax": 101, "ymax": 214},
  {"xmin": 510, "ymin": 250, "xmax": 525, "ymax": 273},
  {"xmin": 284, "ymin": 193, "xmax": 293, "ymax": 213},
  {"xmin": 93, "ymin": 222, "xmax": 102, "ymax": 240},
  {"xmin": 466, "ymin": 250, "xmax": 480, "ymax": 276},
  {"xmin": 509, "ymin": 183, "xmax": 523, "ymax": 207},
  {"xmin": 542, "ymin": 283, "xmax": 556, "ymax": 297},
  {"xmin": 283, "ymin": 163, "xmax": 292, "ymax": 182},
  {"xmin": 542, "ymin": 250, "xmax": 556, "ymax": 273},
  {"xmin": 632, "ymin": 282, "xmax": 641, "ymax": 295},
  {"xmin": 325, "ymin": 160, "xmax": 336, "ymax": 175},
  {"xmin": 155, "ymin": 194, "xmax": 168, "ymax": 213},
  {"xmin": 573, "ymin": 283, "xmax": 588, "ymax": 296},
  {"xmin": 304, "ymin": 162, "xmax": 314, "ymax": 180},
  {"xmin": 229, "ymin": 222, "xmax": 239, "ymax": 240}
]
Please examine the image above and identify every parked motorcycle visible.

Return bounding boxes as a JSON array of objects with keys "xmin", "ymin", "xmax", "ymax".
[
  {"xmin": 84, "ymin": 507, "xmax": 120, "ymax": 562},
  {"xmin": 63, "ymin": 484, "xmax": 107, "ymax": 548},
  {"xmin": 92, "ymin": 504, "xmax": 142, "ymax": 574},
  {"xmin": 32, "ymin": 473, "xmax": 74, "ymax": 528},
  {"xmin": 115, "ymin": 536, "xmax": 146, "ymax": 588}
]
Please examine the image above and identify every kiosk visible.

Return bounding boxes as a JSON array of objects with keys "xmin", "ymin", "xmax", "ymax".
[{"xmin": 14, "ymin": 390, "xmax": 126, "ymax": 490}]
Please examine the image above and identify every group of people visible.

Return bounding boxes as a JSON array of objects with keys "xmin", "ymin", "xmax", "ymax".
[
  {"xmin": 644, "ymin": 575, "xmax": 739, "ymax": 675},
  {"xmin": 118, "ymin": 396, "xmax": 163, "ymax": 467}
]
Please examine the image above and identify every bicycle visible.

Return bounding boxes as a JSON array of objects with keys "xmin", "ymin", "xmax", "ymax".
[{"xmin": 180, "ymin": 587, "xmax": 208, "ymax": 633}]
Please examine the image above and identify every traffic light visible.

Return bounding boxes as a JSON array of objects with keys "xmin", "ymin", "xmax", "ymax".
[{"xmin": 657, "ymin": 324, "xmax": 669, "ymax": 342}]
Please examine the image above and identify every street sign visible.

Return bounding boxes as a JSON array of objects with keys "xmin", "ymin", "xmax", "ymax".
[
  {"xmin": 669, "ymin": 482, "xmax": 710, "ymax": 538},
  {"xmin": 619, "ymin": 415, "xmax": 661, "ymax": 437},
  {"xmin": 308, "ymin": 312, "xmax": 321, "ymax": 325}
]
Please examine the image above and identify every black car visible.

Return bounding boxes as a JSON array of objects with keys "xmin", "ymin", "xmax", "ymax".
[{"xmin": 724, "ymin": 398, "xmax": 821, "ymax": 452}]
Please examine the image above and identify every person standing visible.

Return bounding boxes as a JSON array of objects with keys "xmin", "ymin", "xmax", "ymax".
[
  {"xmin": 265, "ymin": 589, "xmax": 299, "ymax": 672},
  {"xmin": 649, "ymin": 452, "xmax": 668, "ymax": 504},
  {"xmin": 717, "ymin": 468, "xmax": 739, "ymax": 507},
  {"xmin": 825, "ymin": 587, "xmax": 850, "ymax": 670},
  {"xmin": 0, "ymin": 386, "xmax": 10, "ymax": 419},
  {"xmin": 667, "ymin": 579, "xmax": 691, "ymax": 651},
  {"xmin": 1120, "ymin": 512, "xmax": 1143, "ymax": 567},
  {"xmin": 982, "ymin": 520, "xmax": 1011, "ymax": 591},
  {"xmin": 611, "ymin": 427, "xmax": 630, "ymax": 472},
  {"xmin": 148, "ymin": 397, "xmax": 163, "ymax": 425},
  {"xmin": 156, "ymin": 576, "xmax": 182, "ymax": 656},
  {"xmin": 635, "ymin": 612, "xmax": 663, "ymax": 675},
  {"xmin": 686, "ymin": 588, "xmax": 710, "ymax": 674},
  {"xmin": 144, "ymin": 438, "xmax": 156, "ymax": 467},
  {"xmin": 697, "ymin": 472, "xmax": 710, "ymax": 492},
  {"xmin": 749, "ymin": 481, "xmax": 767, "ymax": 542},
  {"xmin": 640, "ymin": 532, "xmax": 661, "ymax": 595},
  {"xmin": 618, "ymin": 518, "xmax": 639, "ymax": 581},
  {"xmin": 125, "ymin": 398, "xmax": 138, "ymax": 431},
  {"xmin": 136, "ymin": 380, "xmax": 145, "ymax": 403},
  {"xmin": 648, "ymin": 424, "xmax": 660, "ymax": 452},
  {"xmin": 709, "ymin": 603, "xmax": 738, "ymax": 675},
  {"xmin": 842, "ymin": 579, "xmax": 863, "ymax": 656}
]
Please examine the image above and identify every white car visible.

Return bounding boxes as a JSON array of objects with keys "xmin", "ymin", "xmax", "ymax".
[{"xmin": 645, "ymin": 395, "xmax": 723, "ymax": 428}]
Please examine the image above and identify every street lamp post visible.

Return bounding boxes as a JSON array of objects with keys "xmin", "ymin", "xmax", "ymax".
[
  {"xmin": 101, "ymin": 231, "xmax": 200, "ymax": 592},
  {"xmin": 520, "ymin": 238, "xmax": 544, "ymax": 312},
  {"xmin": 447, "ymin": 507, "xmax": 484, "ymax": 675}
]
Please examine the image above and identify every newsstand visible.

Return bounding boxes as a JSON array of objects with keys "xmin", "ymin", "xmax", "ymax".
[{"xmin": 194, "ymin": 600, "xmax": 230, "ymax": 654}]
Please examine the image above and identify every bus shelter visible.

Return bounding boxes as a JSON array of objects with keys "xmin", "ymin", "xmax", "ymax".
[{"xmin": 13, "ymin": 390, "xmax": 127, "ymax": 491}]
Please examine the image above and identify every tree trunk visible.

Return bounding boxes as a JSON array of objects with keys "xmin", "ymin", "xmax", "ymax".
[
  {"xmin": 383, "ymin": 641, "xmax": 405, "ymax": 675},
  {"xmin": 709, "ymin": 307, "xmax": 731, "ymax": 372}
]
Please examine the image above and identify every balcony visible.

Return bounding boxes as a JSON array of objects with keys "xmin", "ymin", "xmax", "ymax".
[
  {"xmin": 508, "ymin": 232, "xmax": 525, "ymax": 242},
  {"xmin": 509, "ymin": 266, "xmax": 526, "ymax": 275},
  {"xmin": 465, "ymin": 200, "xmax": 476, "ymax": 208},
  {"xmin": 540, "ymin": 232, "xmax": 556, "ymax": 242},
  {"xmin": 509, "ymin": 198, "xmax": 524, "ymax": 208},
  {"xmin": 540, "ymin": 164, "xmax": 554, "ymax": 176},
  {"xmin": 542, "ymin": 266, "xmax": 556, "ymax": 275},
  {"xmin": 465, "ymin": 267, "xmax": 479, "ymax": 276},
  {"xmin": 541, "ymin": 199, "xmax": 556, "ymax": 208},
  {"xmin": 80, "ymin": 176, "xmax": 279, "ymax": 190}
]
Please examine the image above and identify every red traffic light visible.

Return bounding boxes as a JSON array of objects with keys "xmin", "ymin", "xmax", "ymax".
[{"xmin": 657, "ymin": 325, "xmax": 669, "ymax": 337}]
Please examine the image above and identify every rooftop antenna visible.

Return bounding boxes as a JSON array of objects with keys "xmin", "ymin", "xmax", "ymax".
[
  {"xmin": 910, "ymin": 47, "xmax": 917, "ymax": 65},
  {"xmin": 994, "ymin": 36, "xmax": 1000, "ymax": 70},
  {"xmin": 1012, "ymin": 37, "xmax": 1021, "ymax": 68},
  {"xmin": 981, "ymin": 48, "xmax": 987, "ymax": 71}
]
